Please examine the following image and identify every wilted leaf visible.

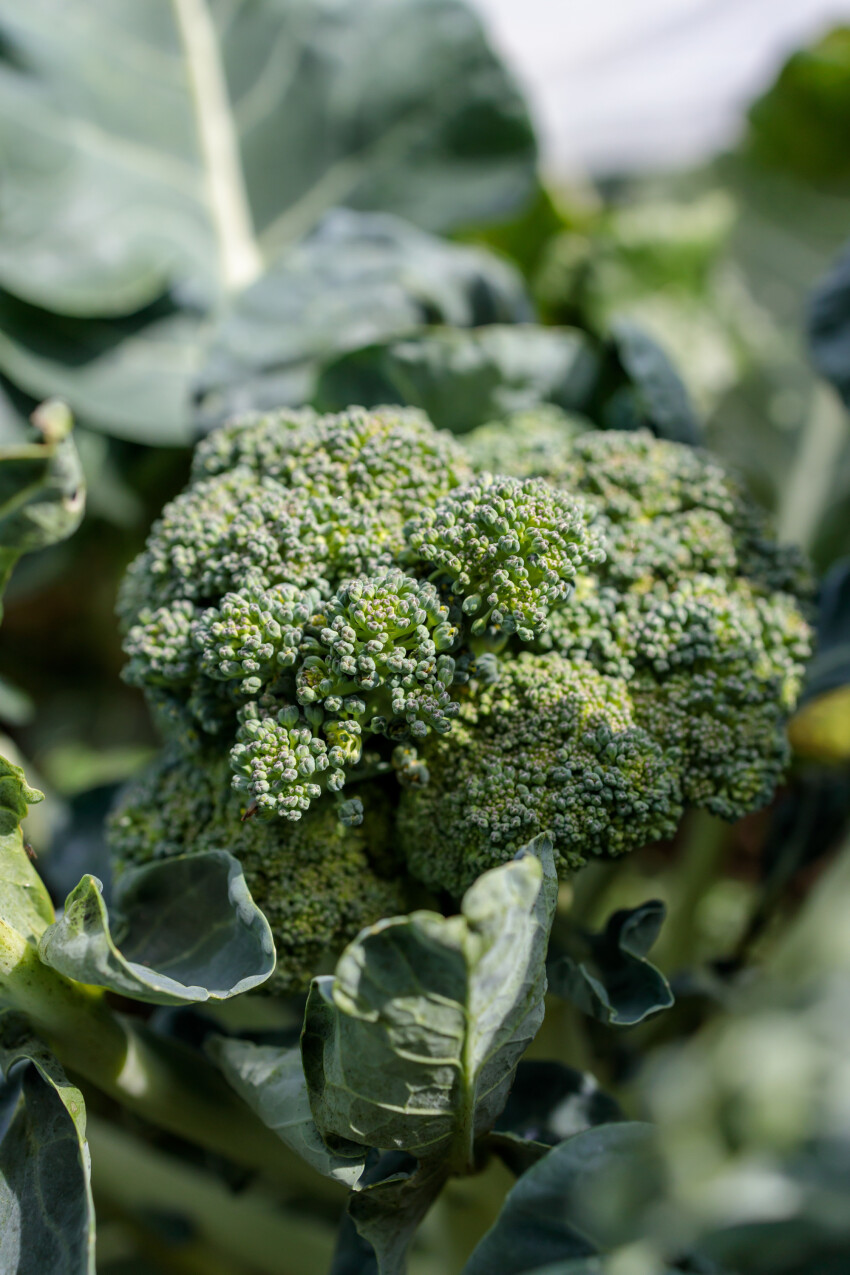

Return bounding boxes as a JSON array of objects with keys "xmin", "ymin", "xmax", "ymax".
[
  {"xmin": 315, "ymin": 325, "xmax": 600, "ymax": 433},
  {"xmin": 302, "ymin": 836, "xmax": 557, "ymax": 1168},
  {"xmin": 462, "ymin": 1123, "xmax": 658, "ymax": 1275},
  {"xmin": 549, "ymin": 901, "xmax": 673, "ymax": 1028},
  {"xmin": 0, "ymin": 1011, "xmax": 94, "ymax": 1275},
  {"xmin": 195, "ymin": 208, "xmax": 531, "ymax": 426},
  {"xmin": 209, "ymin": 1039, "xmax": 366, "ymax": 1187},
  {"xmin": 0, "ymin": 755, "xmax": 53, "ymax": 946},
  {"xmin": 38, "ymin": 851, "xmax": 275, "ymax": 1004}
]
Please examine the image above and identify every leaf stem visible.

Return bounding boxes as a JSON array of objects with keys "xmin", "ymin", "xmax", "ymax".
[
  {"xmin": 0, "ymin": 923, "xmax": 342, "ymax": 1198},
  {"xmin": 776, "ymin": 381, "xmax": 847, "ymax": 551}
]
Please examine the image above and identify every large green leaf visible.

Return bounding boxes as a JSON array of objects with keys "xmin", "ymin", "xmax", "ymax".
[
  {"xmin": 38, "ymin": 851, "xmax": 275, "ymax": 1004},
  {"xmin": 0, "ymin": 0, "xmax": 536, "ymax": 316},
  {"xmin": 195, "ymin": 208, "xmax": 531, "ymax": 426},
  {"xmin": 0, "ymin": 756, "xmax": 53, "ymax": 946},
  {"xmin": 462, "ymin": 1123, "xmax": 659, "ymax": 1275},
  {"xmin": 208, "ymin": 1038, "xmax": 367, "ymax": 1187},
  {"xmin": 302, "ymin": 836, "xmax": 557, "ymax": 1169},
  {"xmin": 0, "ymin": 0, "xmax": 536, "ymax": 442},
  {"xmin": 315, "ymin": 325, "xmax": 600, "ymax": 433},
  {"xmin": 548, "ymin": 902, "xmax": 673, "ymax": 1028},
  {"xmin": 0, "ymin": 400, "xmax": 85, "ymax": 604},
  {"xmin": 0, "ymin": 1011, "xmax": 94, "ymax": 1275}
]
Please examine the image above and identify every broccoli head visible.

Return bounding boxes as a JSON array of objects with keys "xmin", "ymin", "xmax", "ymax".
[
  {"xmin": 112, "ymin": 404, "xmax": 812, "ymax": 945},
  {"xmin": 107, "ymin": 748, "xmax": 408, "ymax": 993}
]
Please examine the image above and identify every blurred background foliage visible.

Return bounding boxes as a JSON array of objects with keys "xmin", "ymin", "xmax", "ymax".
[{"xmin": 0, "ymin": 3, "xmax": 849, "ymax": 1272}]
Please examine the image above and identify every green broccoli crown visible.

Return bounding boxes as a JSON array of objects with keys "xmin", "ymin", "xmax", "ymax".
[
  {"xmin": 115, "ymin": 405, "xmax": 812, "ymax": 915},
  {"xmin": 106, "ymin": 748, "xmax": 408, "ymax": 994}
]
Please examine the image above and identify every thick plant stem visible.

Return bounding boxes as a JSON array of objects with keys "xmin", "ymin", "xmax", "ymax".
[
  {"xmin": 88, "ymin": 1117, "xmax": 337, "ymax": 1275},
  {"xmin": 0, "ymin": 923, "xmax": 341, "ymax": 1198},
  {"xmin": 652, "ymin": 809, "xmax": 729, "ymax": 974}
]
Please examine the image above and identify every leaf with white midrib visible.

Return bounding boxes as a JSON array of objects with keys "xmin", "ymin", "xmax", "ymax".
[{"xmin": 302, "ymin": 837, "xmax": 557, "ymax": 1173}]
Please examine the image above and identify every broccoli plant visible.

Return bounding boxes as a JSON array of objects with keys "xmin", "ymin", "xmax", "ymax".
[
  {"xmin": 0, "ymin": 399, "xmax": 830, "ymax": 1275},
  {"xmin": 110, "ymin": 405, "xmax": 812, "ymax": 986}
]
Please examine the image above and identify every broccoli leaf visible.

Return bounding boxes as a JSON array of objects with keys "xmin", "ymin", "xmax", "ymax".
[
  {"xmin": 38, "ymin": 851, "xmax": 275, "ymax": 1005},
  {"xmin": 462, "ymin": 1123, "xmax": 660, "ymax": 1275},
  {"xmin": 195, "ymin": 209, "xmax": 531, "ymax": 429},
  {"xmin": 0, "ymin": 1011, "xmax": 94, "ymax": 1275},
  {"xmin": 0, "ymin": 0, "xmax": 536, "ymax": 442},
  {"xmin": 208, "ymin": 1039, "xmax": 367, "ymax": 1188},
  {"xmin": 809, "ymin": 244, "xmax": 850, "ymax": 408},
  {"xmin": 315, "ymin": 325, "xmax": 600, "ymax": 433},
  {"xmin": 0, "ymin": 400, "xmax": 84, "ymax": 609},
  {"xmin": 302, "ymin": 836, "xmax": 557, "ymax": 1168},
  {"xmin": 549, "ymin": 902, "xmax": 674, "ymax": 1028},
  {"xmin": 602, "ymin": 319, "xmax": 701, "ymax": 444},
  {"xmin": 0, "ymin": 756, "xmax": 53, "ymax": 946},
  {"xmin": 494, "ymin": 1061, "xmax": 623, "ymax": 1149}
]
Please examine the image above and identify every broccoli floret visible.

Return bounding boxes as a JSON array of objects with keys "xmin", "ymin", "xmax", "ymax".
[
  {"xmin": 106, "ymin": 749, "xmax": 408, "ymax": 993},
  {"xmin": 403, "ymin": 474, "xmax": 604, "ymax": 642},
  {"xmin": 398, "ymin": 651, "xmax": 683, "ymax": 896}
]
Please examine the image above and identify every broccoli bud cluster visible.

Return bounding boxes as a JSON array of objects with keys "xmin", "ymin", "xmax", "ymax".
[{"xmin": 109, "ymin": 403, "xmax": 812, "ymax": 984}]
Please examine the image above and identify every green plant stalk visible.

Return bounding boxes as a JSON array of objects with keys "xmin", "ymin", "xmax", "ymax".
[
  {"xmin": 88, "ymin": 1116, "xmax": 337, "ymax": 1275},
  {"xmin": 651, "ymin": 808, "xmax": 729, "ymax": 973},
  {"xmin": 0, "ymin": 920, "xmax": 342, "ymax": 1200}
]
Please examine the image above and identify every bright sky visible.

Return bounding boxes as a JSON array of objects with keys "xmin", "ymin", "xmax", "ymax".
[{"xmin": 471, "ymin": 0, "xmax": 850, "ymax": 176}]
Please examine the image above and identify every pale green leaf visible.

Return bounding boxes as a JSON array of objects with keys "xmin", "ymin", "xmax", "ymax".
[
  {"xmin": 209, "ymin": 1038, "xmax": 367, "ymax": 1187},
  {"xmin": 302, "ymin": 836, "xmax": 557, "ymax": 1171},
  {"xmin": 38, "ymin": 851, "xmax": 275, "ymax": 1005}
]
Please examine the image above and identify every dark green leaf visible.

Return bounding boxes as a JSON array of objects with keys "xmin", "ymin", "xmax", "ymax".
[
  {"xmin": 810, "ymin": 245, "xmax": 850, "ymax": 408},
  {"xmin": 208, "ymin": 1038, "xmax": 366, "ymax": 1187},
  {"xmin": 0, "ymin": 1011, "xmax": 94, "ymax": 1275},
  {"xmin": 0, "ymin": 755, "xmax": 53, "ymax": 945},
  {"xmin": 462, "ymin": 1123, "xmax": 658, "ymax": 1275},
  {"xmin": 195, "ymin": 209, "xmax": 531, "ymax": 426},
  {"xmin": 788, "ymin": 559, "xmax": 850, "ymax": 762},
  {"xmin": 495, "ymin": 1061, "xmax": 623, "ymax": 1148},
  {"xmin": 602, "ymin": 320, "xmax": 701, "ymax": 444},
  {"xmin": 549, "ymin": 902, "xmax": 673, "ymax": 1028},
  {"xmin": 315, "ymin": 325, "xmax": 600, "ymax": 433},
  {"xmin": 38, "ymin": 850, "xmax": 275, "ymax": 1004},
  {"xmin": 302, "ymin": 837, "xmax": 557, "ymax": 1170},
  {"xmin": 348, "ymin": 1158, "xmax": 448, "ymax": 1275}
]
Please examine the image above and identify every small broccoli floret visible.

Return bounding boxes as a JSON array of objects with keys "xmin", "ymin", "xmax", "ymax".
[
  {"xmin": 106, "ymin": 749, "xmax": 408, "ymax": 993},
  {"xmin": 403, "ymin": 474, "xmax": 604, "ymax": 642},
  {"xmin": 463, "ymin": 406, "xmax": 589, "ymax": 478},
  {"xmin": 398, "ymin": 651, "xmax": 683, "ymax": 897}
]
